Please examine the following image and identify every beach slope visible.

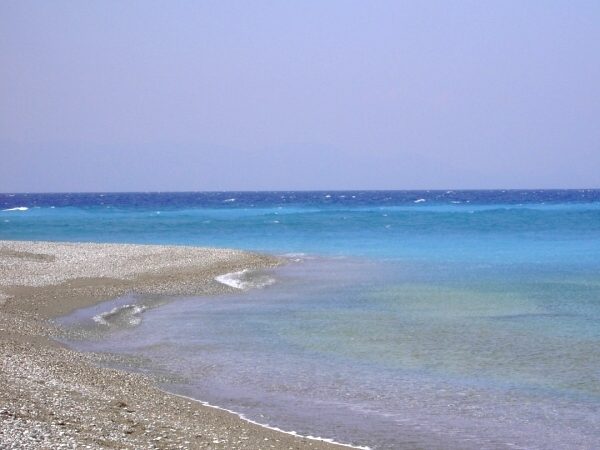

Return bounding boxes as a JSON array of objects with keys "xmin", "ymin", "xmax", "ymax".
[{"xmin": 0, "ymin": 241, "xmax": 345, "ymax": 449}]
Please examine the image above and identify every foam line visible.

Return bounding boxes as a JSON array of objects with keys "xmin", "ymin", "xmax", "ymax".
[{"xmin": 162, "ymin": 389, "xmax": 371, "ymax": 450}]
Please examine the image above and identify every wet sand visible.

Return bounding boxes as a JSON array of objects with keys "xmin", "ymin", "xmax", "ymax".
[{"xmin": 0, "ymin": 241, "xmax": 347, "ymax": 449}]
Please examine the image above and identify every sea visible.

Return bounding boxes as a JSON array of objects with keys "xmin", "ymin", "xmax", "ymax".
[{"xmin": 2, "ymin": 190, "xmax": 600, "ymax": 449}]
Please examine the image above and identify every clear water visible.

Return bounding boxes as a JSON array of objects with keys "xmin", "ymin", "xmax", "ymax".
[{"xmin": 3, "ymin": 191, "xmax": 600, "ymax": 448}]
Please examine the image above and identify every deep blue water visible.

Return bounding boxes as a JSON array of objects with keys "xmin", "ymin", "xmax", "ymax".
[
  {"xmin": 3, "ymin": 190, "xmax": 600, "ymax": 449},
  {"xmin": 3, "ymin": 190, "xmax": 600, "ymax": 263}
]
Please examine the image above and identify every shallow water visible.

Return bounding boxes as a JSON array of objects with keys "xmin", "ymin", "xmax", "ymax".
[
  {"xmin": 5, "ymin": 191, "xmax": 600, "ymax": 448},
  {"xmin": 60, "ymin": 256, "xmax": 600, "ymax": 449}
]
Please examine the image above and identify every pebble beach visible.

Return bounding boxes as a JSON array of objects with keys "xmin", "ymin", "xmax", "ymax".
[{"xmin": 0, "ymin": 240, "xmax": 345, "ymax": 449}]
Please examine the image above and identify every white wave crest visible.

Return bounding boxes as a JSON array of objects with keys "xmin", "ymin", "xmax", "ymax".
[
  {"xmin": 2, "ymin": 206, "xmax": 28, "ymax": 211},
  {"xmin": 413, "ymin": 199, "xmax": 426, "ymax": 203},
  {"xmin": 215, "ymin": 269, "xmax": 275, "ymax": 290},
  {"xmin": 282, "ymin": 252, "xmax": 306, "ymax": 258},
  {"xmin": 93, "ymin": 304, "xmax": 146, "ymax": 326},
  {"xmin": 282, "ymin": 252, "xmax": 314, "ymax": 262},
  {"xmin": 223, "ymin": 198, "xmax": 236, "ymax": 203}
]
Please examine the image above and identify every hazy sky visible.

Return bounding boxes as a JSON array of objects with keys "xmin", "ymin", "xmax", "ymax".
[{"xmin": 2, "ymin": 1, "xmax": 599, "ymax": 192}]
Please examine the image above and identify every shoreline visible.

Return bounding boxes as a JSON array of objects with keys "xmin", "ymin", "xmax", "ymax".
[{"xmin": 0, "ymin": 240, "xmax": 349, "ymax": 449}]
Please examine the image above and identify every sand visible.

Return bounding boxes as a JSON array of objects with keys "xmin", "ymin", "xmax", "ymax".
[{"xmin": 0, "ymin": 241, "xmax": 347, "ymax": 449}]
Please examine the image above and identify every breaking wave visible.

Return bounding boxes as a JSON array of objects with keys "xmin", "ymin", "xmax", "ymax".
[
  {"xmin": 93, "ymin": 304, "xmax": 146, "ymax": 327},
  {"xmin": 215, "ymin": 269, "xmax": 276, "ymax": 290}
]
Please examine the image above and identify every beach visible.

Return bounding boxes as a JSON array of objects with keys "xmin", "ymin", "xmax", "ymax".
[
  {"xmin": 2, "ymin": 191, "xmax": 600, "ymax": 449},
  {"xmin": 0, "ymin": 240, "xmax": 346, "ymax": 449}
]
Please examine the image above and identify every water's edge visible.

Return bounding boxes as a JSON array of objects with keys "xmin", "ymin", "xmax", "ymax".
[{"xmin": 56, "ymin": 264, "xmax": 371, "ymax": 450}]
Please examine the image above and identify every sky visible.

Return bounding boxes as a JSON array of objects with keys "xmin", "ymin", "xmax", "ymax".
[{"xmin": 1, "ymin": 1, "xmax": 600, "ymax": 192}]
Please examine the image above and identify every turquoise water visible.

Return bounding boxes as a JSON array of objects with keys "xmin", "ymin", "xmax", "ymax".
[{"xmin": 3, "ymin": 191, "xmax": 600, "ymax": 448}]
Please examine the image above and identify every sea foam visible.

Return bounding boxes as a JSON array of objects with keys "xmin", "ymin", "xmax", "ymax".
[
  {"xmin": 165, "ymin": 390, "xmax": 370, "ymax": 450},
  {"xmin": 93, "ymin": 304, "xmax": 146, "ymax": 327},
  {"xmin": 215, "ymin": 269, "xmax": 275, "ymax": 290},
  {"xmin": 2, "ymin": 206, "xmax": 28, "ymax": 211}
]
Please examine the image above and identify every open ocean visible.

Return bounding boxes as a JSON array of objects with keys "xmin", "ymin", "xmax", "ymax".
[{"xmin": 2, "ymin": 190, "xmax": 600, "ymax": 449}]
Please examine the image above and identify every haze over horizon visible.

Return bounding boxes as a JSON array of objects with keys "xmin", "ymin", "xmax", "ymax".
[{"xmin": 2, "ymin": 1, "xmax": 600, "ymax": 192}]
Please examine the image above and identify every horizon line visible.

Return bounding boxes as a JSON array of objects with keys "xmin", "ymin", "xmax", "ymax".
[{"xmin": 2, "ymin": 188, "xmax": 600, "ymax": 195}]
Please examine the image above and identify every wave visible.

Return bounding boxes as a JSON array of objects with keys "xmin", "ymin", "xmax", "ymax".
[
  {"xmin": 93, "ymin": 304, "xmax": 146, "ymax": 327},
  {"xmin": 165, "ymin": 390, "xmax": 370, "ymax": 450},
  {"xmin": 2, "ymin": 206, "xmax": 28, "ymax": 211},
  {"xmin": 215, "ymin": 269, "xmax": 276, "ymax": 290},
  {"xmin": 281, "ymin": 252, "xmax": 317, "ymax": 262},
  {"xmin": 223, "ymin": 198, "xmax": 236, "ymax": 203},
  {"xmin": 413, "ymin": 199, "xmax": 426, "ymax": 203}
]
